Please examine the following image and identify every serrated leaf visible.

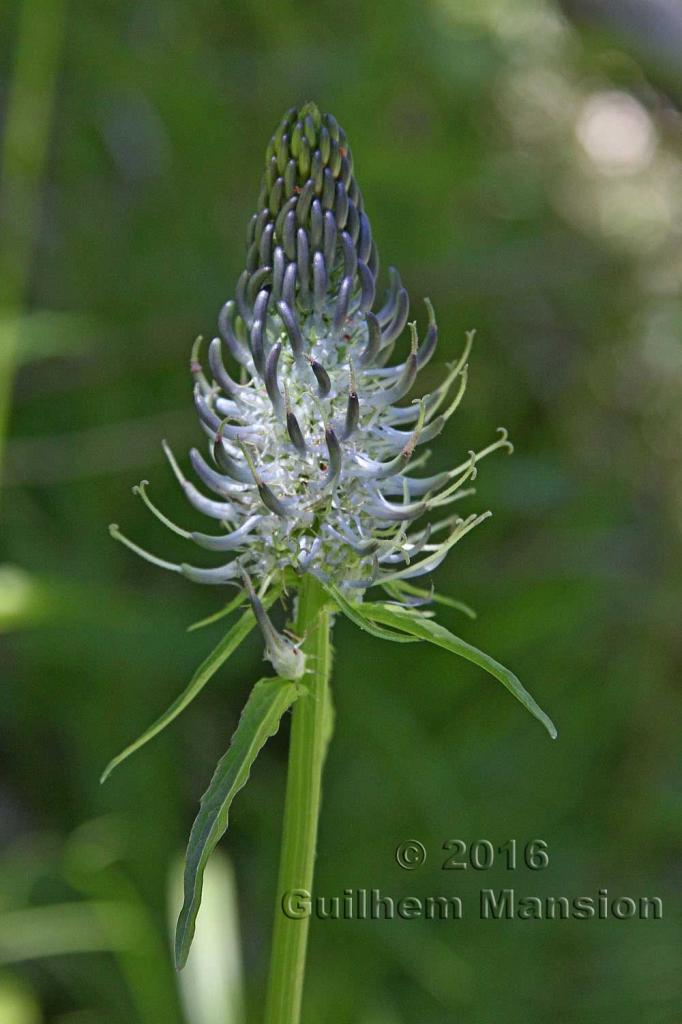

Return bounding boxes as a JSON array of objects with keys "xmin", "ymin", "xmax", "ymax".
[
  {"xmin": 100, "ymin": 591, "xmax": 279, "ymax": 783},
  {"xmin": 361, "ymin": 602, "xmax": 557, "ymax": 739},
  {"xmin": 175, "ymin": 676, "xmax": 301, "ymax": 969},
  {"xmin": 321, "ymin": 581, "xmax": 421, "ymax": 644}
]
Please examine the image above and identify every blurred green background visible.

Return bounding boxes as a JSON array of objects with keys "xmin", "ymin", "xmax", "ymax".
[{"xmin": 1, "ymin": 0, "xmax": 681, "ymax": 1021}]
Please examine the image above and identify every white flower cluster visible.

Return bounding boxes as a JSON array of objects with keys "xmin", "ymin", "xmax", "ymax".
[{"xmin": 111, "ymin": 102, "xmax": 511, "ymax": 596}]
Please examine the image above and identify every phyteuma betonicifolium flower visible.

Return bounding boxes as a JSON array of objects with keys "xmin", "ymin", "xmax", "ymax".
[
  {"xmin": 110, "ymin": 101, "xmax": 515, "ymax": 602},
  {"xmin": 105, "ymin": 103, "xmax": 557, "ymax": 980}
]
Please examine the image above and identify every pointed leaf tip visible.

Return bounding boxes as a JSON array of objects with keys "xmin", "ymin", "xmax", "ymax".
[
  {"xmin": 100, "ymin": 591, "xmax": 280, "ymax": 784},
  {"xmin": 361, "ymin": 602, "xmax": 557, "ymax": 740},
  {"xmin": 174, "ymin": 677, "xmax": 301, "ymax": 969}
]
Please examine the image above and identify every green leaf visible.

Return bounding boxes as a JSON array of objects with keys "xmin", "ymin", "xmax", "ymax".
[
  {"xmin": 100, "ymin": 591, "xmax": 279, "ymax": 783},
  {"xmin": 321, "ymin": 582, "xmax": 421, "ymax": 644},
  {"xmin": 175, "ymin": 676, "xmax": 301, "ymax": 969},
  {"xmin": 361, "ymin": 602, "xmax": 557, "ymax": 739}
]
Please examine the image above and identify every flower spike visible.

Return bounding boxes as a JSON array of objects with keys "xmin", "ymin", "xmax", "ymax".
[{"xmin": 112, "ymin": 103, "xmax": 513, "ymax": 602}]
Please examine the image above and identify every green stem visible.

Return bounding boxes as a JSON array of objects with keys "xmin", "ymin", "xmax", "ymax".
[{"xmin": 263, "ymin": 575, "xmax": 333, "ymax": 1024}]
